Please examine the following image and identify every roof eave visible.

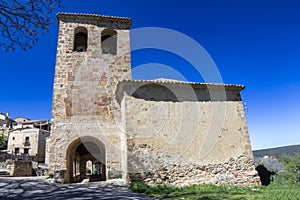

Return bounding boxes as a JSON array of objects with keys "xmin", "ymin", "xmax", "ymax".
[
  {"xmin": 118, "ymin": 79, "xmax": 245, "ymax": 90},
  {"xmin": 56, "ymin": 12, "xmax": 132, "ymax": 28}
]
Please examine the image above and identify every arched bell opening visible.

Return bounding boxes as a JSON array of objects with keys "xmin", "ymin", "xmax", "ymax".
[
  {"xmin": 73, "ymin": 26, "xmax": 88, "ymax": 52},
  {"xmin": 101, "ymin": 29, "xmax": 117, "ymax": 55},
  {"xmin": 66, "ymin": 136, "xmax": 106, "ymax": 183}
]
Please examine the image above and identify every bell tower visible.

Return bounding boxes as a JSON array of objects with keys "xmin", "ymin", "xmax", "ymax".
[{"xmin": 47, "ymin": 13, "xmax": 132, "ymax": 183}]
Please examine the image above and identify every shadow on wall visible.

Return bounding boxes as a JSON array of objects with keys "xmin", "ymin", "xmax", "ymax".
[{"xmin": 131, "ymin": 83, "xmax": 242, "ymax": 102}]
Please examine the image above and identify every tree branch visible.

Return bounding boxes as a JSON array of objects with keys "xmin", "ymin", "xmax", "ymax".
[{"xmin": 0, "ymin": 0, "xmax": 61, "ymax": 51}]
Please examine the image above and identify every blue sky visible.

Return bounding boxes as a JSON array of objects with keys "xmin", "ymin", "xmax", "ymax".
[{"xmin": 0, "ymin": 0, "xmax": 299, "ymax": 150}]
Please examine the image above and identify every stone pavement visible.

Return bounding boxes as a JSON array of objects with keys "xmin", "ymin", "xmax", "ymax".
[{"xmin": 0, "ymin": 177, "xmax": 154, "ymax": 200}]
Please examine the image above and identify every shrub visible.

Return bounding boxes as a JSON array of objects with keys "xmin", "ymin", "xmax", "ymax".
[
  {"xmin": 0, "ymin": 135, "xmax": 8, "ymax": 150},
  {"xmin": 281, "ymin": 155, "xmax": 300, "ymax": 185},
  {"xmin": 48, "ymin": 173, "xmax": 54, "ymax": 178},
  {"xmin": 129, "ymin": 181, "xmax": 150, "ymax": 193}
]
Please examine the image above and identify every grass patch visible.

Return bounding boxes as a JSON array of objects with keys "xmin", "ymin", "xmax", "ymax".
[
  {"xmin": 129, "ymin": 182, "xmax": 300, "ymax": 200},
  {"xmin": 258, "ymin": 182, "xmax": 300, "ymax": 200},
  {"xmin": 38, "ymin": 163, "xmax": 46, "ymax": 166}
]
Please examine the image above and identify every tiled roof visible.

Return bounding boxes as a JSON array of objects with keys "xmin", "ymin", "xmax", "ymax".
[
  {"xmin": 119, "ymin": 79, "xmax": 245, "ymax": 89},
  {"xmin": 15, "ymin": 116, "xmax": 30, "ymax": 120},
  {"xmin": 56, "ymin": 12, "xmax": 132, "ymax": 24},
  {"xmin": 22, "ymin": 120, "xmax": 49, "ymax": 124},
  {"xmin": 11, "ymin": 127, "xmax": 33, "ymax": 132}
]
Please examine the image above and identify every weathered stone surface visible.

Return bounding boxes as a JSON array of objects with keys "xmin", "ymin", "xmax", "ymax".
[
  {"xmin": 127, "ymin": 155, "xmax": 260, "ymax": 186},
  {"xmin": 47, "ymin": 13, "xmax": 131, "ymax": 183},
  {"xmin": 11, "ymin": 161, "xmax": 32, "ymax": 177}
]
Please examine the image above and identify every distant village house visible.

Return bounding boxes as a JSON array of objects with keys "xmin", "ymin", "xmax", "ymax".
[{"xmin": 6, "ymin": 117, "xmax": 50, "ymax": 162}]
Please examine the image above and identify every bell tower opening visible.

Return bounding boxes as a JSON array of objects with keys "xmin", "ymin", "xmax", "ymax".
[
  {"xmin": 73, "ymin": 26, "xmax": 88, "ymax": 52},
  {"xmin": 101, "ymin": 29, "xmax": 117, "ymax": 55}
]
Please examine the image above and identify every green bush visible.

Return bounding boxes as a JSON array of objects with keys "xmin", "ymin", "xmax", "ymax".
[
  {"xmin": 0, "ymin": 135, "xmax": 8, "ymax": 150},
  {"xmin": 48, "ymin": 173, "xmax": 54, "ymax": 178},
  {"xmin": 281, "ymin": 155, "xmax": 300, "ymax": 185},
  {"xmin": 129, "ymin": 181, "xmax": 150, "ymax": 193}
]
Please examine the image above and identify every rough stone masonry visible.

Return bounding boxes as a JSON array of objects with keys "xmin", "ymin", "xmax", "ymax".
[{"xmin": 46, "ymin": 12, "xmax": 260, "ymax": 186}]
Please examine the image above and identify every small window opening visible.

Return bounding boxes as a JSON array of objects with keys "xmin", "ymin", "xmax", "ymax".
[
  {"xmin": 73, "ymin": 27, "xmax": 88, "ymax": 52},
  {"xmin": 24, "ymin": 148, "xmax": 29, "ymax": 154},
  {"xmin": 101, "ymin": 29, "xmax": 117, "ymax": 55},
  {"xmin": 24, "ymin": 136, "xmax": 30, "ymax": 146},
  {"xmin": 15, "ymin": 148, "xmax": 19, "ymax": 154}
]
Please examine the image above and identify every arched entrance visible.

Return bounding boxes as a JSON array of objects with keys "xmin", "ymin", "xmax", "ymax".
[{"xmin": 66, "ymin": 136, "xmax": 106, "ymax": 183}]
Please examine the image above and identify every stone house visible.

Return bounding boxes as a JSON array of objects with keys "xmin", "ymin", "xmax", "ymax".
[
  {"xmin": 0, "ymin": 112, "xmax": 15, "ymax": 137},
  {"xmin": 0, "ymin": 112, "xmax": 15, "ymax": 161},
  {"xmin": 7, "ymin": 118, "xmax": 50, "ymax": 162},
  {"xmin": 46, "ymin": 12, "xmax": 259, "ymax": 185}
]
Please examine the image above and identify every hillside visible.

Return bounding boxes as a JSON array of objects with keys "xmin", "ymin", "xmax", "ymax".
[{"xmin": 253, "ymin": 144, "xmax": 300, "ymax": 159}]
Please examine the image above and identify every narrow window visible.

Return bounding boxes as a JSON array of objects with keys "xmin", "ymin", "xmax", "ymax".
[
  {"xmin": 73, "ymin": 27, "xmax": 88, "ymax": 52},
  {"xmin": 24, "ymin": 136, "xmax": 30, "ymax": 146},
  {"xmin": 101, "ymin": 29, "xmax": 117, "ymax": 55}
]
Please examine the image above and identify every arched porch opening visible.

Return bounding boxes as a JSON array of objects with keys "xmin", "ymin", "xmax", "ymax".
[{"xmin": 66, "ymin": 136, "xmax": 106, "ymax": 183}]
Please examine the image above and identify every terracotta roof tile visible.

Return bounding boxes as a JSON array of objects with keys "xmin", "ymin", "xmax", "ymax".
[
  {"xmin": 56, "ymin": 12, "xmax": 132, "ymax": 24},
  {"xmin": 119, "ymin": 79, "xmax": 245, "ymax": 89}
]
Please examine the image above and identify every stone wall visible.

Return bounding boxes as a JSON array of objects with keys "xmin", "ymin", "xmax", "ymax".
[
  {"xmin": 11, "ymin": 161, "xmax": 32, "ymax": 177},
  {"xmin": 129, "ymin": 155, "xmax": 259, "ymax": 186},
  {"xmin": 37, "ymin": 130, "xmax": 50, "ymax": 162},
  {"xmin": 122, "ymin": 91, "xmax": 259, "ymax": 186}
]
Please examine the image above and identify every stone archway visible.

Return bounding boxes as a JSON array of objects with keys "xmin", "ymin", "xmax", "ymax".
[{"xmin": 65, "ymin": 136, "xmax": 106, "ymax": 183}]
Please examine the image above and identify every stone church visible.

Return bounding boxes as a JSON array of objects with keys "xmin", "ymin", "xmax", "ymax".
[{"xmin": 46, "ymin": 13, "xmax": 259, "ymax": 185}]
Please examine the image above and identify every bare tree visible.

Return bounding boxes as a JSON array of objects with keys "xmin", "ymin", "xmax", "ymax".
[{"xmin": 0, "ymin": 0, "xmax": 61, "ymax": 51}]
